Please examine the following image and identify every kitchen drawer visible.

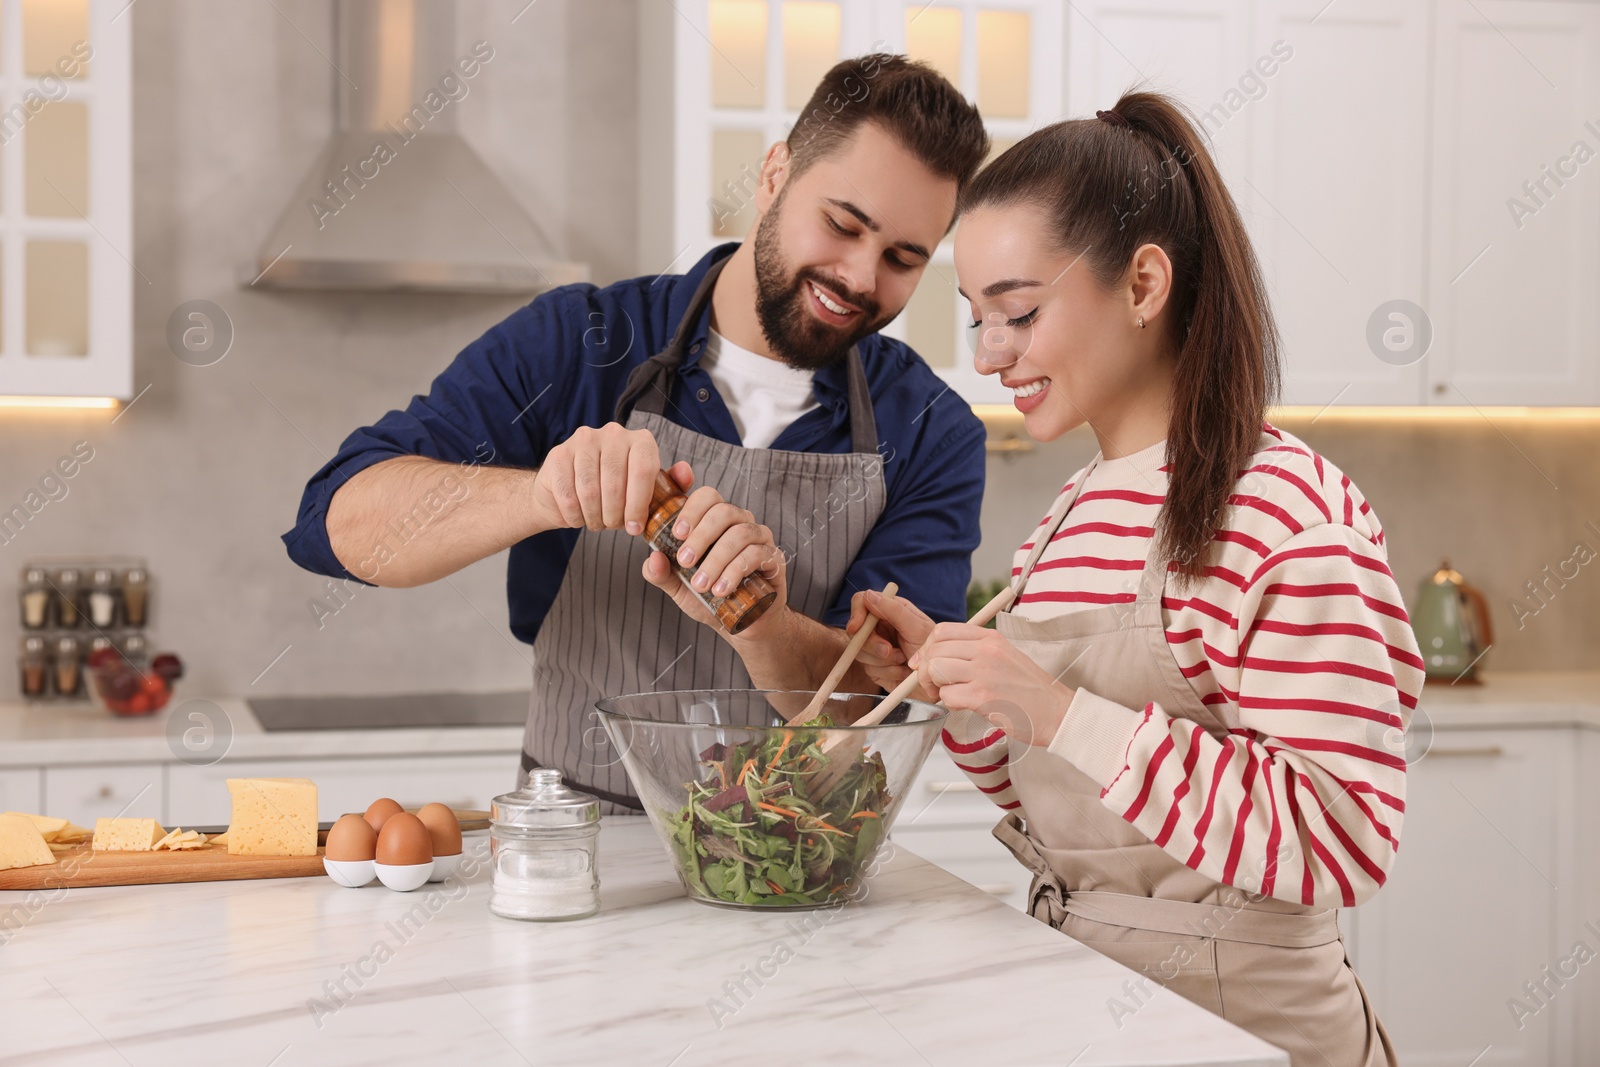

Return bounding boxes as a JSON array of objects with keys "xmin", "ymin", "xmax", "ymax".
[
  {"xmin": 891, "ymin": 824, "xmax": 1030, "ymax": 907},
  {"xmin": 42, "ymin": 764, "xmax": 165, "ymax": 826},
  {"xmin": 166, "ymin": 753, "xmax": 519, "ymax": 826},
  {"xmin": 899, "ymin": 744, "xmax": 1011, "ymax": 827},
  {"xmin": 0, "ymin": 768, "xmax": 42, "ymax": 813}
]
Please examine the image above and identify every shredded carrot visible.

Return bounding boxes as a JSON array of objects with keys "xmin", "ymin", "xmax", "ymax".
[
  {"xmin": 758, "ymin": 801, "xmax": 804, "ymax": 818},
  {"xmin": 762, "ymin": 731, "xmax": 795, "ymax": 784},
  {"xmin": 849, "ymin": 810, "xmax": 880, "ymax": 820},
  {"xmin": 766, "ymin": 879, "xmax": 786, "ymax": 895},
  {"xmin": 737, "ymin": 758, "xmax": 757, "ymax": 786}
]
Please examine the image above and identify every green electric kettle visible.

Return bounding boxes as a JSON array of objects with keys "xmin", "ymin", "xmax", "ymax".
[{"xmin": 1412, "ymin": 560, "xmax": 1492, "ymax": 682}]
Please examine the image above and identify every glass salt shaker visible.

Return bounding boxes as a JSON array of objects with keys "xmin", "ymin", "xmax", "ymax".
[
  {"xmin": 488, "ymin": 769, "xmax": 600, "ymax": 921},
  {"xmin": 19, "ymin": 637, "xmax": 48, "ymax": 698},
  {"xmin": 54, "ymin": 568, "xmax": 83, "ymax": 628},
  {"xmin": 20, "ymin": 567, "xmax": 51, "ymax": 630}
]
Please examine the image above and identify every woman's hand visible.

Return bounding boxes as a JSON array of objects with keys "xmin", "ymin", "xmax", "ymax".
[
  {"xmin": 911, "ymin": 624, "xmax": 1077, "ymax": 747},
  {"xmin": 846, "ymin": 589, "xmax": 932, "ymax": 700}
]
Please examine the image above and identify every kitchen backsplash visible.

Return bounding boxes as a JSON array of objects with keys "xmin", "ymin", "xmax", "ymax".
[
  {"xmin": 0, "ymin": 1, "xmax": 1593, "ymax": 702},
  {"xmin": 978, "ymin": 417, "xmax": 1600, "ymax": 673}
]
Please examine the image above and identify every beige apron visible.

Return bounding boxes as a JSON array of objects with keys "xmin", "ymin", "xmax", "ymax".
[
  {"xmin": 519, "ymin": 255, "xmax": 888, "ymax": 813},
  {"xmin": 992, "ymin": 453, "xmax": 1396, "ymax": 1067}
]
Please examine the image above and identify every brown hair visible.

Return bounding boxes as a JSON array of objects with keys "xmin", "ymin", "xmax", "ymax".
[
  {"xmin": 958, "ymin": 90, "xmax": 1280, "ymax": 580},
  {"xmin": 787, "ymin": 54, "xmax": 990, "ymax": 198}
]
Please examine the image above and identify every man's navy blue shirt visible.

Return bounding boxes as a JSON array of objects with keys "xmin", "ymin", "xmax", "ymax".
[{"xmin": 283, "ymin": 243, "xmax": 987, "ymax": 644}]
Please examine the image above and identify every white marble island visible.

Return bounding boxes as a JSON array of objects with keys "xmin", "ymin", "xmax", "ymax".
[{"xmin": 1, "ymin": 819, "xmax": 1286, "ymax": 1066}]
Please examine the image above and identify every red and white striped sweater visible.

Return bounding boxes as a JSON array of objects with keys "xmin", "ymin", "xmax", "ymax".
[{"xmin": 944, "ymin": 425, "xmax": 1423, "ymax": 909}]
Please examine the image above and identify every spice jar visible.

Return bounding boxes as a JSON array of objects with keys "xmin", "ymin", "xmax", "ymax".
[
  {"xmin": 54, "ymin": 568, "xmax": 83, "ymax": 628},
  {"xmin": 19, "ymin": 637, "xmax": 47, "ymax": 697},
  {"xmin": 488, "ymin": 769, "xmax": 600, "ymax": 921},
  {"xmin": 87, "ymin": 568, "xmax": 120, "ymax": 628},
  {"xmin": 121, "ymin": 567, "xmax": 149, "ymax": 627},
  {"xmin": 53, "ymin": 636, "xmax": 82, "ymax": 697},
  {"xmin": 643, "ymin": 470, "xmax": 777, "ymax": 635},
  {"xmin": 19, "ymin": 567, "xmax": 51, "ymax": 630}
]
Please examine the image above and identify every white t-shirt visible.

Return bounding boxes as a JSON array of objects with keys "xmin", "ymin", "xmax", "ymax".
[{"xmin": 699, "ymin": 328, "xmax": 820, "ymax": 449}]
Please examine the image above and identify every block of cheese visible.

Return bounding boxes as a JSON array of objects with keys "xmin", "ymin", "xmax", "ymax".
[
  {"xmin": 224, "ymin": 778, "xmax": 317, "ymax": 856},
  {"xmin": 0, "ymin": 813, "xmax": 56, "ymax": 870},
  {"xmin": 92, "ymin": 818, "xmax": 167, "ymax": 851},
  {"xmin": 3, "ymin": 812, "xmax": 91, "ymax": 843}
]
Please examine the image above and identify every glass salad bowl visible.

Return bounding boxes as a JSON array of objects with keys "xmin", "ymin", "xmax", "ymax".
[{"xmin": 596, "ymin": 689, "xmax": 947, "ymax": 910}]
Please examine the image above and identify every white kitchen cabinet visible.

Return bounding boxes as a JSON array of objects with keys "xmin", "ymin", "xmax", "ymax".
[
  {"xmin": 893, "ymin": 744, "xmax": 1031, "ymax": 907},
  {"xmin": 165, "ymin": 753, "xmax": 517, "ymax": 826},
  {"xmin": 1249, "ymin": 0, "xmax": 1431, "ymax": 407},
  {"xmin": 1347, "ymin": 728, "xmax": 1570, "ymax": 1066},
  {"xmin": 0, "ymin": 767, "xmax": 42, "ymax": 813},
  {"xmin": 1427, "ymin": 1, "xmax": 1600, "ymax": 407},
  {"xmin": 1427, "ymin": 1, "xmax": 1600, "ymax": 409},
  {"xmin": 0, "ymin": 0, "xmax": 133, "ymax": 401},
  {"xmin": 41, "ymin": 762, "xmax": 164, "ymax": 826}
]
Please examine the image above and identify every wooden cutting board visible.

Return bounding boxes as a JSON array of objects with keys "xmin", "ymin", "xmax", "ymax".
[{"xmin": 0, "ymin": 808, "xmax": 490, "ymax": 891}]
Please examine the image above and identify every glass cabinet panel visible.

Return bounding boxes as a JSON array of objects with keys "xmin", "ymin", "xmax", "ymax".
[
  {"xmin": 710, "ymin": 127, "xmax": 766, "ymax": 237},
  {"xmin": 904, "ymin": 6, "xmax": 962, "ymax": 87},
  {"xmin": 782, "ymin": 2, "xmax": 841, "ymax": 109},
  {"xmin": 710, "ymin": 0, "xmax": 767, "ymax": 109},
  {"xmin": 977, "ymin": 10, "xmax": 1030, "ymax": 118},
  {"xmin": 26, "ymin": 101, "xmax": 89, "ymax": 217},
  {"xmin": 26, "ymin": 240, "xmax": 88, "ymax": 357},
  {"xmin": 23, "ymin": 0, "xmax": 88, "ymax": 78}
]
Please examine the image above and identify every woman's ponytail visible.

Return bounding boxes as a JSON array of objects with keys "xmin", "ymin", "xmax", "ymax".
[{"xmin": 960, "ymin": 90, "xmax": 1280, "ymax": 580}]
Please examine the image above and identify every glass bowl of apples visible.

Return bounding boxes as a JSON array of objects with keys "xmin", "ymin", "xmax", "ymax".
[{"xmin": 87, "ymin": 648, "xmax": 183, "ymax": 716}]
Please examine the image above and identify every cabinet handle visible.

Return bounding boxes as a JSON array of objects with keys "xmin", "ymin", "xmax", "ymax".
[
  {"xmin": 926, "ymin": 780, "xmax": 981, "ymax": 794},
  {"xmin": 98, "ymin": 785, "xmax": 113, "ymax": 798},
  {"xmin": 1426, "ymin": 745, "xmax": 1504, "ymax": 758}
]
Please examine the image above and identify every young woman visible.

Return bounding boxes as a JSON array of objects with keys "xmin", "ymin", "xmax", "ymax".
[{"xmin": 850, "ymin": 92, "xmax": 1421, "ymax": 1065}]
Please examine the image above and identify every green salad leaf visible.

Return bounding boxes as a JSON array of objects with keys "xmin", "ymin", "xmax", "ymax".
[{"xmin": 666, "ymin": 718, "xmax": 893, "ymax": 907}]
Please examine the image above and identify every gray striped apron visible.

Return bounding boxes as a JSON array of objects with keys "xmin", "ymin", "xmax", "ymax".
[{"xmin": 518, "ymin": 256, "xmax": 889, "ymax": 813}]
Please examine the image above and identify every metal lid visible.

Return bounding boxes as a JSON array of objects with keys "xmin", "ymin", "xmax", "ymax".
[
  {"xmin": 123, "ymin": 567, "xmax": 147, "ymax": 585},
  {"xmin": 54, "ymin": 636, "xmax": 80, "ymax": 655},
  {"xmin": 21, "ymin": 567, "xmax": 45, "ymax": 585},
  {"xmin": 90, "ymin": 568, "xmax": 116, "ymax": 587},
  {"xmin": 54, "ymin": 568, "xmax": 80, "ymax": 585},
  {"xmin": 120, "ymin": 633, "xmax": 148, "ymax": 656},
  {"xmin": 491, "ymin": 769, "xmax": 600, "ymax": 831},
  {"xmin": 21, "ymin": 636, "xmax": 46, "ymax": 655}
]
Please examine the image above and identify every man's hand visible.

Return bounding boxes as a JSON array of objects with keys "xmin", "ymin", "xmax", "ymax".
[
  {"xmin": 641, "ymin": 478, "xmax": 787, "ymax": 631},
  {"xmin": 530, "ymin": 423, "xmax": 692, "ymax": 535},
  {"xmin": 845, "ymin": 589, "xmax": 928, "ymax": 699}
]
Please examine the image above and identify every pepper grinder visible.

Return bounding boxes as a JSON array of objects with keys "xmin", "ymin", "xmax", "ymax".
[{"xmin": 643, "ymin": 471, "xmax": 777, "ymax": 635}]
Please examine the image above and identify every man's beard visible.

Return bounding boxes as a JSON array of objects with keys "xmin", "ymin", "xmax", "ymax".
[{"xmin": 752, "ymin": 194, "xmax": 886, "ymax": 372}]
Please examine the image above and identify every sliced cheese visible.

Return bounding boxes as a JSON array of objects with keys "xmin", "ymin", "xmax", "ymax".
[
  {"xmin": 224, "ymin": 778, "xmax": 317, "ymax": 856},
  {"xmin": 209, "ymin": 831, "xmax": 229, "ymax": 847},
  {"xmin": 2, "ymin": 812, "xmax": 90, "ymax": 844},
  {"xmin": 153, "ymin": 829, "xmax": 208, "ymax": 851},
  {"xmin": 0, "ymin": 813, "xmax": 56, "ymax": 870},
  {"xmin": 91, "ymin": 818, "xmax": 167, "ymax": 851}
]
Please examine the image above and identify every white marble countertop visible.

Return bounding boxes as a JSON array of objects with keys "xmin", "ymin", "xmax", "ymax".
[
  {"xmin": 1417, "ymin": 670, "xmax": 1600, "ymax": 730},
  {"xmin": 0, "ymin": 819, "xmax": 1287, "ymax": 1066},
  {"xmin": 0, "ymin": 697, "xmax": 523, "ymax": 768}
]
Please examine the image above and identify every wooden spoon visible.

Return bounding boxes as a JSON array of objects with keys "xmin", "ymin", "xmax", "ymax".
[
  {"xmin": 786, "ymin": 582, "xmax": 898, "ymax": 726},
  {"xmin": 807, "ymin": 584, "xmax": 1017, "ymax": 799}
]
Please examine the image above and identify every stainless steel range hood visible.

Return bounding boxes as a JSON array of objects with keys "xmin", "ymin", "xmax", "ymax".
[{"xmin": 247, "ymin": 0, "xmax": 588, "ymax": 294}]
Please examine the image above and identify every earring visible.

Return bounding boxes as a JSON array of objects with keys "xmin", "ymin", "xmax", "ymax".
[{"xmin": 1136, "ymin": 316, "xmax": 1146, "ymax": 329}]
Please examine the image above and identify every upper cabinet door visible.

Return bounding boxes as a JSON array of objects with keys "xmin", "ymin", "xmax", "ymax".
[
  {"xmin": 0, "ymin": 0, "xmax": 132, "ymax": 401},
  {"xmin": 1250, "ymin": 1, "xmax": 1430, "ymax": 408},
  {"xmin": 1429, "ymin": 1, "xmax": 1600, "ymax": 407}
]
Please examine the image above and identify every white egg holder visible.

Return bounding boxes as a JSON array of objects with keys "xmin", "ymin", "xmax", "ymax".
[{"xmin": 325, "ymin": 852, "xmax": 463, "ymax": 892}]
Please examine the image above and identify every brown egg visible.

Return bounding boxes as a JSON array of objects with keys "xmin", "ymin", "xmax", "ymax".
[
  {"xmin": 415, "ymin": 802, "xmax": 462, "ymax": 857},
  {"xmin": 324, "ymin": 814, "xmax": 377, "ymax": 862},
  {"xmin": 364, "ymin": 798, "xmax": 403, "ymax": 833},
  {"xmin": 375, "ymin": 812, "xmax": 432, "ymax": 866}
]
